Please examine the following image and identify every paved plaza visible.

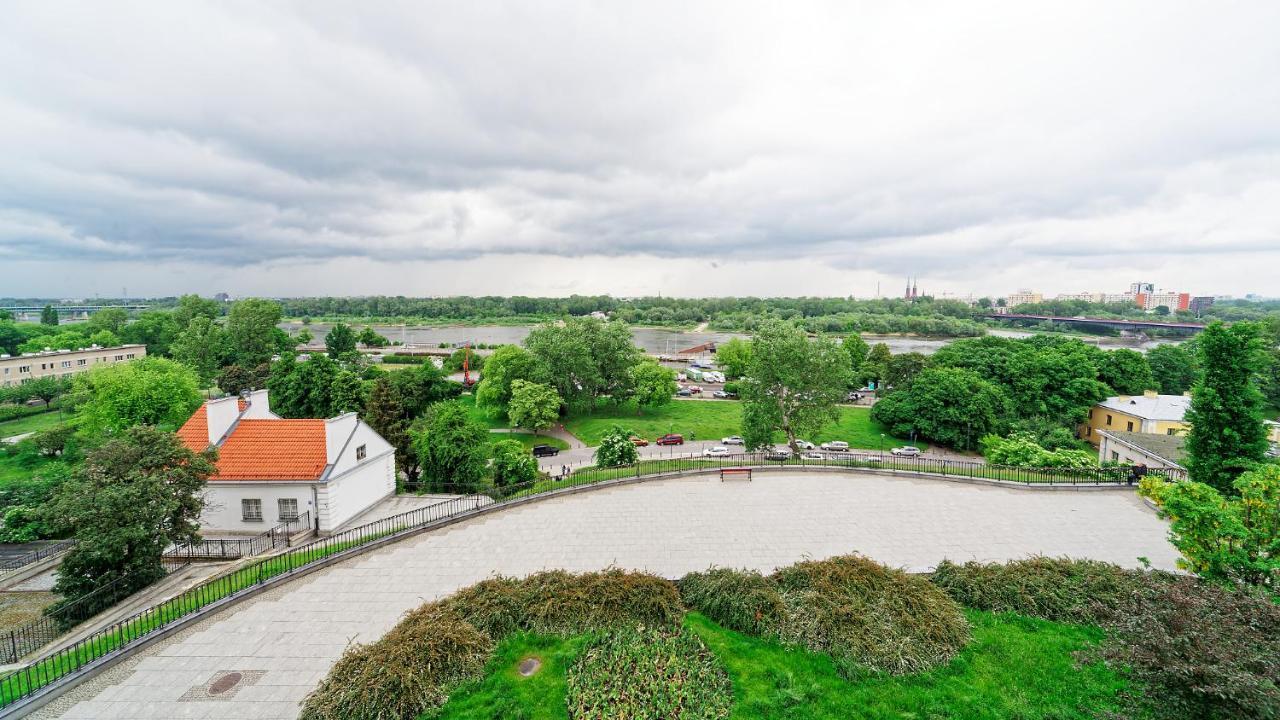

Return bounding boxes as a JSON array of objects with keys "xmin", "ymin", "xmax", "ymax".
[{"xmin": 35, "ymin": 472, "xmax": 1181, "ymax": 720}]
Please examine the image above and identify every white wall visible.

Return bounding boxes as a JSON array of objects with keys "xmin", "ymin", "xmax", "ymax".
[
  {"xmin": 318, "ymin": 448, "xmax": 395, "ymax": 532},
  {"xmin": 200, "ymin": 483, "xmax": 316, "ymax": 534}
]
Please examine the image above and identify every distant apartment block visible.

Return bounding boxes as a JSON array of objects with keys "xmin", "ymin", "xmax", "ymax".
[
  {"xmin": 1005, "ymin": 289, "xmax": 1042, "ymax": 307},
  {"xmin": 0, "ymin": 344, "xmax": 147, "ymax": 387}
]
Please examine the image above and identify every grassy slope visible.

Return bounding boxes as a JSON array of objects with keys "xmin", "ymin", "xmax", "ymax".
[
  {"xmin": 428, "ymin": 611, "xmax": 1127, "ymax": 720},
  {"xmin": 493, "ymin": 432, "xmax": 569, "ymax": 452},
  {"xmin": 0, "ymin": 410, "xmax": 65, "ymax": 439},
  {"xmin": 564, "ymin": 400, "xmax": 919, "ymax": 449}
]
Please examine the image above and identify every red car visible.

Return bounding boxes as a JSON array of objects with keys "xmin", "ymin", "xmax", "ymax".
[{"xmin": 655, "ymin": 433, "xmax": 684, "ymax": 446}]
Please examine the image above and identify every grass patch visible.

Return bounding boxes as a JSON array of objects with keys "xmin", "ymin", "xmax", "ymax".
[
  {"xmin": 563, "ymin": 400, "xmax": 917, "ymax": 449},
  {"xmin": 457, "ymin": 394, "xmax": 512, "ymax": 431},
  {"xmin": 429, "ymin": 633, "xmax": 589, "ymax": 720},
  {"xmin": 0, "ymin": 410, "xmax": 65, "ymax": 440},
  {"xmin": 492, "ymin": 432, "xmax": 569, "ymax": 453}
]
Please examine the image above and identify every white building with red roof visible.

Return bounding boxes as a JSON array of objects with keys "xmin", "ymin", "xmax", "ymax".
[{"xmin": 177, "ymin": 389, "xmax": 396, "ymax": 534}]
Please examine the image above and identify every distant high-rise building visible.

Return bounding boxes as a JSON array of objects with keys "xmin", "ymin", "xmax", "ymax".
[
  {"xmin": 214, "ymin": 292, "xmax": 230, "ymax": 302},
  {"xmin": 1006, "ymin": 289, "xmax": 1043, "ymax": 307},
  {"xmin": 1189, "ymin": 296, "xmax": 1215, "ymax": 316}
]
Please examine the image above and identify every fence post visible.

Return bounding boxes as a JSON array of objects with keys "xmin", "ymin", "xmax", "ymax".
[{"xmin": 8, "ymin": 631, "xmax": 16, "ymax": 664}]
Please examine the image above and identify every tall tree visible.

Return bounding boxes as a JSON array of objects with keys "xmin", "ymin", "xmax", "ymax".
[
  {"xmin": 364, "ymin": 377, "xmax": 418, "ymax": 484},
  {"xmin": 490, "ymin": 439, "xmax": 539, "ymax": 488},
  {"xmin": 226, "ymin": 298, "xmax": 283, "ymax": 367},
  {"xmin": 73, "ymin": 358, "xmax": 203, "ymax": 436},
  {"xmin": 268, "ymin": 353, "xmax": 339, "ymax": 418},
  {"xmin": 842, "ymin": 334, "xmax": 870, "ymax": 384},
  {"xmin": 23, "ymin": 376, "xmax": 66, "ymax": 409},
  {"xmin": 40, "ymin": 304, "xmax": 59, "ymax": 326},
  {"xmin": 87, "ymin": 307, "xmax": 129, "ymax": 335},
  {"xmin": 325, "ymin": 322, "xmax": 357, "ymax": 359},
  {"xmin": 524, "ymin": 317, "xmax": 640, "ymax": 408},
  {"xmin": 172, "ymin": 294, "xmax": 223, "ymax": 329},
  {"xmin": 474, "ymin": 344, "xmax": 549, "ymax": 413},
  {"xmin": 628, "ymin": 359, "xmax": 677, "ymax": 414},
  {"xmin": 330, "ymin": 369, "xmax": 368, "ymax": 414},
  {"xmin": 171, "ymin": 316, "xmax": 229, "ymax": 388},
  {"xmin": 740, "ymin": 321, "xmax": 851, "ymax": 451},
  {"xmin": 121, "ymin": 311, "xmax": 180, "ymax": 356},
  {"xmin": 883, "ymin": 352, "xmax": 930, "ymax": 392},
  {"xmin": 507, "ymin": 380, "xmax": 561, "ymax": 433},
  {"xmin": 1098, "ymin": 349, "xmax": 1156, "ymax": 395},
  {"xmin": 871, "ymin": 367, "xmax": 1011, "ymax": 450},
  {"xmin": 413, "ymin": 401, "xmax": 489, "ymax": 492},
  {"xmin": 1146, "ymin": 343, "xmax": 1200, "ymax": 395},
  {"xmin": 714, "ymin": 338, "xmax": 754, "ymax": 379},
  {"xmin": 42, "ymin": 427, "xmax": 215, "ymax": 619},
  {"xmin": 357, "ymin": 327, "xmax": 388, "ymax": 347},
  {"xmin": 860, "ymin": 343, "xmax": 892, "ymax": 388},
  {"xmin": 1184, "ymin": 322, "xmax": 1270, "ymax": 495}
]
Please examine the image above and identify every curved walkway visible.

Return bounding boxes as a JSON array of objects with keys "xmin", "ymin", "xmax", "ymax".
[{"xmin": 35, "ymin": 472, "xmax": 1179, "ymax": 720}]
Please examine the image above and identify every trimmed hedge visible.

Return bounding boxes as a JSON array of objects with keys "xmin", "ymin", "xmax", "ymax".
[
  {"xmin": 299, "ymin": 605, "xmax": 492, "ymax": 720},
  {"xmin": 566, "ymin": 626, "xmax": 733, "ymax": 720},
  {"xmin": 680, "ymin": 555, "xmax": 970, "ymax": 677},
  {"xmin": 444, "ymin": 569, "xmax": 683, "ymax": 638}
]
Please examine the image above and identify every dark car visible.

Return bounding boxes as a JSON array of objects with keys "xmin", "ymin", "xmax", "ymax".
[
  {"xmin": 531, "ymin": 444, "xmax": 560, "ymax": 457},
  {"xmin": 656, "ymin": 433, "xmax": 684, "ymax": 446}
]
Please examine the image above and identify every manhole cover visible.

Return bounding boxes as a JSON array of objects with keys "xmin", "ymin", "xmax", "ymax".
[
  {"xmin": 517, "ymin": 657, "xmax": 542, "ymax": 676},
  {"xmin": 209, "ymin": 672, "xmax": 243, "ymax": 695}
]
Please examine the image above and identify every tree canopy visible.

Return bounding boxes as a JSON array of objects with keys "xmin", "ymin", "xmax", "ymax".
[
  {"xmin": 413, "ymin": 400, "xmax": 490, "ymax": 492},
  {"xmin": 871, "ymin": 367, "xmax": 1011, "ymax": 450},
  {"xmin": 1184, "ymin": 322, "xmax": 1270, "ymax": 495},
  {"xmin": 740, "ymin": 320, "xmax": 851, "ymax": 450},
  {"xmin": 72, "ymin": 357, "xmax": 203, "ymax": 436},
  {"xmin": 507, "ymin": 380, "xmax": 561, "ymax": 433}
]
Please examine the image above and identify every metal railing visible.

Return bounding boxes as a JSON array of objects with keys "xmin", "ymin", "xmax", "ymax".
[
  {"xmin": 0, "ymin": 454, "xmax": 1164, "ymax": 711},
  {"xmin": 0, "ymin": 540, "xmax": 75, "ymax": 574},
  {"xmin": 164, "ymin": 512, "xmax": 312, "ymax": 560}
]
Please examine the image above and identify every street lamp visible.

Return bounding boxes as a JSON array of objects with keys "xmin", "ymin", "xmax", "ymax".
[{"xmin": 879, "ymin": 433, "xmax": 885, "ymax": 459}]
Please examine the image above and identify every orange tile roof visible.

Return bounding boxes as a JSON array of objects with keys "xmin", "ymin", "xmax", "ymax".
[{"xmin": 177, "ymin": 404, "xmax": 329, "ymax": 482}]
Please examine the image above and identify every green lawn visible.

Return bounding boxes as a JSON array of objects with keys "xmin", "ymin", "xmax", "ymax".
[
  {"xmin": 563, "ymin": 399, "xmax": 919, "ymax": 449},
  {"xmin": 491, "ymin": 432, "xmax": 569, "ymax": 452},
  {"xmin": 428, "ymin": 611, "xmax": 1127, "ymax": 719},
  {"xmin": 0, "ymin": 410, "xmax": 65, "ymax": 439},
  {"xmin": 457, "ymin": 394, "xmax": 513, "ymax": 431}
]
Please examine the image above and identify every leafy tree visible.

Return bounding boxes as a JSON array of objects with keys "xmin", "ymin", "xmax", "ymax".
[
  {"xmin": 444, "ymin": 347, "xmax": 485, "ymax": 374},
  {"xmin": 740, "ymin": 321, "xmax": 851, "ymax": 451},
  {"xmin": 883, "ymin": 352, "xmax": 929, "ymax": 392},
  {"xmin": 594, "ymin": 425, "xmax": 639, "ymax": 467},
  {"xmin": 490, "ymin": 438, "xmax": 539, "ymax": 488},
  {"xmin": 1097, "ymin": 349, "xmax": 1155, "ymax": 394},
  {"xmin": 1154, "ymin": 305, "xmax": 1171, "ymax": 316},
  {"xmin": 87, "ymin": 330, "xmax": 120, "ymax": 348},
  {"xmin": 268, "ymin": 353, "xmax": 339, "ymax": 418},
  {"xmin": 508, "ymin": 380, "xmax": 561, "ymax": 433},
  {"xmin": 389, "ymin": 362, "xmax": 460, "ymax": 417},
  {"xmin": 23, "ymin": 376, "xmax": 67, "ymax": 409},
  {"xmin": 42, "ymin": 427, "xmax": 215, "ymax": 618},
  {"xmin": 73, "ymin": 357, "xmax": 203, "ymax": 436},
  {"xmin": 215, "ymin": 363, "xmax": 269, "ymax": 395},
  {"xmin": 871, "ymin": 367, "xmax": 1011, "ymax": 450},
  {"xmin": 474, "ymin": 345, "xmax": 549, "ymax": 413},
  {"xmin": 330, "ymin": 369, "xmax": 367, "ymax": 414},
  {"xmin": 294, "ymin": 328, "xmax": 314, "ymax": 347},
  {"xmin": 172, "ymin": 294, "xmax": 223, "ymax": 329},
  {"xmin": 1141, "ymin": 464, "xmax": 1279, "ymax": 588},
  {"xmin": 0, "ymin": 320, "xmax": 34, "ymax": 355},
  {"xmin": 842, "ymin": 334, "xmax": 870, "ymax": 383},
  {"xmin": 32, "ymin": 425, "xmax": 76, "ymax": 458},
  {"xmin": 628, "ymin": 360, "xmax": 677, "ymax": 414},
  {"xmin": 325, "ymin": 322, "xmax": 358, "ymax": 359},
  {"xmin": 525, "ymin": 317, "xmax": 641, "ymax": 408},
  {"xmin": 226, "ymin": 298, "xmax": 283, "ymax": 367},
  {"xmin": 413, "ymin": 400, "xmax": 489, "ymax": 492},
  {"xmin": 87, "ymin": 307, "xmax": 129, "ymax": 335},
  {"xmin": 1184, "ymin": 322, "xmax": 1270, "ymax": 495},
  {"xmin": 364, "ymin": 377, "xmax": 418, "ymax": 484},
  {"xmin": 979, "ymin": 433, "xmax": 1094, "ymax": 468},
  {"xmin": 357, "ymin": 327, "xmax": 389, "ymax": 347},
  {"xmin": 0, "ymin": 309, "xmax": 11, "ymax": 321},
  {"xmin": 120, "ymin": 311, "xmax": 180, "ymax": 356},
  {"xmin": 40, "ymin": 304, "xmax": 58, "ymax": 326},
  {"xmin": 860, "ymin": 343, "xmax": 892, "ymax": 388},
  {"xmin": 1147, "ymin": 343, "xmax": 1200, "ymax": 395},
  {"xmin": 715, "ymin": 338, "xmax": 754, "ymax": 379}
]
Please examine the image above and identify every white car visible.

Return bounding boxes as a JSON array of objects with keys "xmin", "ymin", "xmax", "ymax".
[
  {"xmin": 703, "ymin": 446, "xmax": 731, "ymax": 457},
  {"xmin": 800, "ymin": 451, "xmax": 824, "ymax": 460},
  {"xmin": 721, "ymin": 435, "xmax": 744, "ymax": 445},
  {"xmin": 820, "ymin": 440, "xmax": 850, "ymax": 451},
  {"xmin": 891, "ymin": 446, "xmax": 922, "ymax": 457},
  {"xmin": 794, "ymin": 439, "xmax": 815, "ymax": 450}
]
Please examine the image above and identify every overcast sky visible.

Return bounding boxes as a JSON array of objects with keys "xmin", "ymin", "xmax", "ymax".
[{"xmin": 1, "ymin": 1, "xmax": 1278, "ymax": 300}]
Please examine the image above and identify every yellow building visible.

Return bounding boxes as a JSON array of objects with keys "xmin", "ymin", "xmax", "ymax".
[
  {"xmin": 1081, "ymin": 390, "xmax": 1190, "ymax": 446},
  {"xmin": 1266, "ymin": 420, "xmax": 1280, "ymax": 446}
]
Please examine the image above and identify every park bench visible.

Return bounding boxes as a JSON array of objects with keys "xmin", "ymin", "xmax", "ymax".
[{"xmin": 720, "ymin": 467, "xmax": 752, "ymax": 481}]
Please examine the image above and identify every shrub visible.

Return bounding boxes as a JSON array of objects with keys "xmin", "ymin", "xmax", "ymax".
[
  {"xmin": 772, "ymin": 555, "xmax": 970, "ymax": 676},
  {"xmin": 381, "ymin": 354, "xmax": 427, "ymax": 365},
  {"xmin": 929, "ymin": 557, "xmax": 1148, "ymax": 625},
  {"xmin": 300, "ymin": 604, "xmax": 492, "ymax": 720},
  {"xmin": 444, "ymin": 569, "xmax": 683, "ymax": 639},
  {"xmin": 678, "ymin": 567, "xmax": 786, "ymax": 636},
  {"xmin": 566, "ymin": 626, "xmax": 733, "ymax": 720}
]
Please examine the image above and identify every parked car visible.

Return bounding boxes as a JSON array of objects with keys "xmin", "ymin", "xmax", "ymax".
[
  {"xmin": 820, "ymin": 440, "xmax": 850, "ymax": 451},
  {"xmin": 676, "ymin": 388, "xmax": 693, "ymax": 397},
  {"xmin": 703, "ymin": 446, "xmax": 731, "ymax": 457},
  {"xmin": 656, "ymin": 433, "xmax": 684, "ymax": 446},
  {"xmin": 764, "ymin": 448, "xmax": 792, "ymax": 461},
  {"xmin": 800, "ymin": 451, "xmax": 824, "ymax": 460},
  {"xmin": 794, "ymin": 439, "xmax": 815, "ymax": 450},
  {"xmin": 712, "ymin": 390, "xmax": 731, "ymax": 399},
  {"xmin": 891, "ymin": 445, "xmax": 922, "ymax": 457},
  {"xmin": 531, "ymin": 444, "xmax": 560, "ymax": 457},
  {"xmin": 722, "ymin": 435, "xmax": 744, "ymax": 445},
  {"xmin": 629, "ymin": 436, "xmax": 649, "ymax": 447},
  {"xmin": 687, "ymin": 385, "xmax": 702, "ymax": 394}
]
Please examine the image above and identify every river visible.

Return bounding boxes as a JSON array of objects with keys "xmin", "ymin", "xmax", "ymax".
[{"xmin": 280, "ymin": 323, "xmax": 1182, "ymax": 355}]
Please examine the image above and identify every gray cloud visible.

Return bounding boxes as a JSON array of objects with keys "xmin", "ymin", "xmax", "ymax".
[{"xmin": 1, "ymin": 1, "xmax": 1279, "ymax": 297}]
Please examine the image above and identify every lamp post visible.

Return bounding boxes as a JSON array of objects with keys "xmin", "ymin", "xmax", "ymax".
[{"xmin": 879, "ymin": 433, "xmax": 885, "ymax": 459}]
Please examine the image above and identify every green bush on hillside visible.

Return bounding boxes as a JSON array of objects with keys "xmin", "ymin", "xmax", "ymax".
[
  {"xmin": 930, "ymin": 557, "xmax": 1147, "ymax": 625},
  {"xmin": 677, "ymin": 567, "xmax": 786, "ymax": 637}
]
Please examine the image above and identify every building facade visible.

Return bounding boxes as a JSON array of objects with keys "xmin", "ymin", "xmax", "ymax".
[
  {"xmin": 1005, "ymin": 290, "xmax": 1042, "ymax": 307},
  {"xmin": 0, "ymin": 344, "xmax": 146, "ymax": 388},
  {"xmin": 177, "ymin": 390, "xmax": 396, "ymax": 534},
  {"xmin": 1081, "ymin": 390, "xmax": 1191, "ymax": 446},
  {"xmin": 1097, "ymin": 430, "xmax": 1186, "ymax": 471}
]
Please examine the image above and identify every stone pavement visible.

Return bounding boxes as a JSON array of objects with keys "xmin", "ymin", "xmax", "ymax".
[{"xmin": 34, "ymin": 472, "xmax": 1181, "ymax": 720}]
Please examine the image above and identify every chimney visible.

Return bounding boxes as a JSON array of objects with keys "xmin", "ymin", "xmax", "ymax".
[
  {"xmin": 324, "ymin": 414, "xmax": 359, "ymax": 464},
  {"xmin": 1143, "ymin": 389, "xmax": 1159, "ymax": 399},
  {"xmin": 1116, "ymin": 395, "xmax": 1131, "ymax": 404},
  {"xmin": 205, "ymin": 396, "xmax": 241, "ymax": 445},
  {"xmin": 242, "ymin": 389, "xmax": 272, "ymax": 418}
]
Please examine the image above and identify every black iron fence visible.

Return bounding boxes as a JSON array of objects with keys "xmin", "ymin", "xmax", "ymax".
[
  {"xmin": 164, "ymin": 512, "xmax": 312, "ymax": 560},
  {"xmin": 0, "ymin": 454, "xmax": 1166, "ymax": 711},
  {"xmin": 0, "ymin": 540, "xmax": 75, "ymax": 575}
]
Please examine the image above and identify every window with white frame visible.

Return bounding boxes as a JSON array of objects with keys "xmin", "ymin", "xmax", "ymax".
[
  {"xmin": 278, "ymin": 498, "xmax": 299, "ymax": 521},
  {"xmin": 356, "ymin": 444, "xmax": 367, "ymax": 461},
  {"xmin": 241, "ymin": 498, "xmax": 263, "ymax": 522}
]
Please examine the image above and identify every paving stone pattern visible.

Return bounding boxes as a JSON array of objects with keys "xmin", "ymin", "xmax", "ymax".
[{"xmin": 35, "ymin": 472, "xmax": 1180, "ymax": 720}]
